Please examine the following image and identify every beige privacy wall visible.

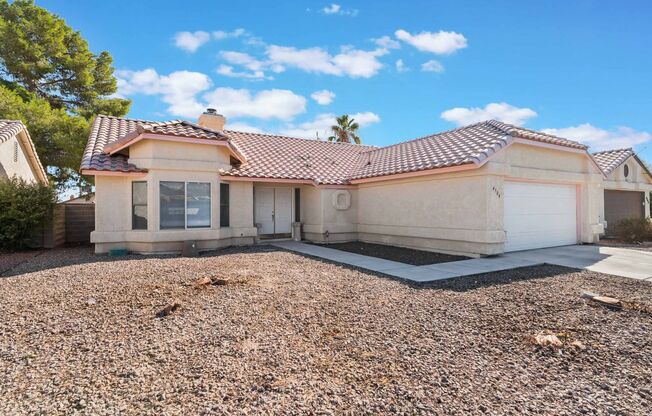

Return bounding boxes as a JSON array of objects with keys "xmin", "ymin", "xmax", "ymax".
[
  {"xmin": 0, "ymin": 133, "xmax": 40, "ymax": 182},
  {"xmin": 92, "ymin": 139, "xmax": 257, "ymax": 253}
]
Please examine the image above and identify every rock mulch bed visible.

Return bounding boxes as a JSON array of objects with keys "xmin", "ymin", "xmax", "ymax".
[
  {"xmin": 310, "ymin": 241, "xmax": 469, "ymax": 265},
  {"xmin": 1, "ymin": 246, "xmax": 651, "ymax": 414}
]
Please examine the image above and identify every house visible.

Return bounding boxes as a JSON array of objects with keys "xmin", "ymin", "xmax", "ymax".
[
  {"xmin": 592, "ymin": 148, "xmax": 652, "ymax": 235},
  {"xmin": 80, "ymin": 109, "xmax": 649, "ymax": 256},
  {"xmin": 0, "ymin": 120, "xmax": 47, "ymax": 184}
]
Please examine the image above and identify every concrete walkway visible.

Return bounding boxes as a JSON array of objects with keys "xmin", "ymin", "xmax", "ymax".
[{"xmin": 270, "ymin": 241, "xmax": 652, "ymax": 283}]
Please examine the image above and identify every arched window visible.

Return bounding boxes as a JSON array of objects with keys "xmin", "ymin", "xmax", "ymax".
[{"xmin": 624, "ymin": 164, "xmax": 630, "ymax": 178}]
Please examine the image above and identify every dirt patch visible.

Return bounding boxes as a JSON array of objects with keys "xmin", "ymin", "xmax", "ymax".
[
  {"xmin": 310, "ymin": 241, "xmax": 470, "ymax": 265},
  {"xmin": 0, "ymin": 246, "xmax": 651, "ymax": 414}
]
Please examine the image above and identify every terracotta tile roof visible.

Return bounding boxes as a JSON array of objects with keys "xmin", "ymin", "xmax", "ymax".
[
  {"xmin": 0, "ymin": 120, "xmax": 26, "ymax": 144},
  {"xmin": 592, "ymin": 147, "xmax": 652, "ymax": 178},
  {"xmin": 221, "ymin": 130, "xmax": 374, "ymax": 185},
  {"xmin": 591, "ymin": 148, "xmax": 634, "ymax": 175},
  {"xmin": 0, "ymin": 119, "xmax": 48, "ymax": 182},
  {"xmin": 81, "ymin": 116, "xmax": 591, "ymax": 184},
  {"xmin": 349, "ymin": 120, "xmax": 587, "ymax": 181},
  {"xmin": 81, "ymin": 115, "xmax": 229, "ymax": 172}
]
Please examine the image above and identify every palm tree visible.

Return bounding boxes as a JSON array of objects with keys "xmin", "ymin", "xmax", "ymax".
[{"xmin": 328, "ymin": 115, "xmax": 361, "ymax": 144}]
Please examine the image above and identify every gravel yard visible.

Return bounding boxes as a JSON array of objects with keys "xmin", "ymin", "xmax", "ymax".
[
  {"xmin": 1, "ymin": 246, "xmax": 651, "ymax": 415},
  {"xmin": 309, "ymin": 241, "xmax": 469, "ymax": 265}
]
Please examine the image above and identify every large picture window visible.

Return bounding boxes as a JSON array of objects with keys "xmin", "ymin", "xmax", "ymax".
[
  {"xmin": 132, "ymin": 181, "xmax": 147, "ymax": 230},
  {"xmin": 160, "ymin": 181, "xmax": 211, "ymax": 229}
]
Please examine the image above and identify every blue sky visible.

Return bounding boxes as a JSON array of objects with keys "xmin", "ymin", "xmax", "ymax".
[{"xmin": 41, "ymin": 0, "xmax": 652, "ymax": 161}]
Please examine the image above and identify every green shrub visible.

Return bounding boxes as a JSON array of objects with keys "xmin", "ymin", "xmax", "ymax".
[
  {"xmin": 614, "ymin": 217, "xmax": 652, "ymax": 243},
  {"xmin": 0, "ymin": 176, "xmax": 56, "ymax": 250}
]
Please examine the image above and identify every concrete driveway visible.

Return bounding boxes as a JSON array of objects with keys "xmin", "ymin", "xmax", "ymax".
[
  {"xmin": 272, "ymin": 242, "xmax": 652, "ymax": 283},
  {"xmin": 504, "ymin": 245, "xmax": 652, "ymax": 280}
]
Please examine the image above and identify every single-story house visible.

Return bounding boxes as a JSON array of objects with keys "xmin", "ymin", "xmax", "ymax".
[
  {"xmin": 0, "ymin": 120, "xmax": 47, "ymax": 184},
  {"xmin": 80, "ymin": 109, "xmax": 651, "ymax": 256},
  {"xmin": 592, "ymin": 148, "xmax": 652, "ymax": 235}
]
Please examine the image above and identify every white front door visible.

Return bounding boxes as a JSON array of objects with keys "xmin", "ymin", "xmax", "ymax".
[
  {"xmin": 254, "ymin": 187, "xmax": 293, "ymax": 237},
  {"xmin": 255, "ymin": 187, "xmax": 275, "ymax": 235},
  {"xmin": 504, "ymin": 181, "xmax": 577, "ymax": 252},
  {"xmin": 273, "ymin": 188, "xmax": 292, "ymax": 234}
]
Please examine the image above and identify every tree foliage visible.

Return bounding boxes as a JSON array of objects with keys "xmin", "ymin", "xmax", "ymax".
[
  {"xmin": 0, "ymin": 176, "xmax": 57, "ymax": 250},
  {"xmin": 328, "ymin": 115, "xmax": 361, "ymax": 144},
  {"xmin": 0, "ymin": 0, "xmax": 130, "ymax": 189}
]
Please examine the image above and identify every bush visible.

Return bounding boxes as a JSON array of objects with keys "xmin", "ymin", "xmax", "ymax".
[
  {"xmin": 614, "ymin": 217, "xmax": 652, "ymax": 243},
  {"xmin": 0, "ymin": 176, "xmax": 56, "ymax": 251}
]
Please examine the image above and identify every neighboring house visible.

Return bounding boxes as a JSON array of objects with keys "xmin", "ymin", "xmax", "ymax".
[
  {"xmin": 81, "ymin": 109, "xmax": 642, "ymax": 256},
  {"xmin": 0, "ymin": 120, "xmax": 47, "ymax": 184},
  {"xmin": 592, "ymin": 148, "xmax": 652, "ymax": 235}
]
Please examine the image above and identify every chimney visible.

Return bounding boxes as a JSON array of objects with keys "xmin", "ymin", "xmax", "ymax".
[{"xmin": 198, "ymin": 108, "xmax": 226, "ymax": 131}]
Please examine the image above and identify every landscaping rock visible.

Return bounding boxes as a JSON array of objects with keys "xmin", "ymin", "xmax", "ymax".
[{"xmin": 0, "ymin": 246, "xmax": 650, "ymax": 414}]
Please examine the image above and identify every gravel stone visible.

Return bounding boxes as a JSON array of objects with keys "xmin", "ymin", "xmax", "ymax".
[{"xmin": 0, "ymin": 245, "xmax": 651, "ymax": 415}]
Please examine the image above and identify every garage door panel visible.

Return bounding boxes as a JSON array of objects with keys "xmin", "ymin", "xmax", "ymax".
[{"xmin": 504, "ymin": 182, "xmax": 577, "ymax": 252}]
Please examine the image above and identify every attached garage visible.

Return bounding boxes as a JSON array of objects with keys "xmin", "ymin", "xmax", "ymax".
[
  {"xmin": 504, "ymin": 181, "xmax": 578, "ymax": 252},
  {"xmin": 604, "ymin": 190, "xmax": 645, "ymax": 236}
]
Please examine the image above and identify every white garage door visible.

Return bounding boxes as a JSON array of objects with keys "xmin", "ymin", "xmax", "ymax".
[{"xmin": 504, "ymin": 182, "xmax": 577, "ymax": 252}]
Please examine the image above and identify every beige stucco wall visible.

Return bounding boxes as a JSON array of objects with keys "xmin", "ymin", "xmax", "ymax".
[
  {"xmin": 0, "ymin": 133, "xmax": 41, "ymax": 183},
  {"xmin": 92, "ymin": 139, "xmax": 256, "ymax": 253},
  {"xmin": 602, "ymin": 156, "xmax": 652, "ymax": 217},
  {"xmin": 354, "ymin": 171, "xmax": 499, "ymax": 256}
]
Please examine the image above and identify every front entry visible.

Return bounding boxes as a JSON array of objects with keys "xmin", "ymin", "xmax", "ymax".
[{"xmin": 255, "ymin": 187, "xmax": 292, "ymax": 239}]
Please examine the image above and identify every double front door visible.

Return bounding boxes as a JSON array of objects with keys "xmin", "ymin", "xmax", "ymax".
[{"xmin": 255, "ymin": 187, "xmax": 292, "ymax": 238}]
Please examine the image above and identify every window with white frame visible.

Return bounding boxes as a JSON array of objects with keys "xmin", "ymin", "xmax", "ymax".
[
  {"xmin": 132, "ymin": 181, "xmax": 148, "ymax": 230},
  {"xmin": 160, "ymin": 181, "xmax": 211, "ymax": 229}
]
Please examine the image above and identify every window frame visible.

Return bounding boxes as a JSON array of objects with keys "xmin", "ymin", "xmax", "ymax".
[
  {"xmin": 624, "ymin": 164, "xmax": 630, "ymax": 178},
  {"xmin": 131, "ymin": 181, "xmax": 148, "ymax": 230},
  {"xmin": 159, "ymin": 181, "xmax": 212, "ymax": 230}
]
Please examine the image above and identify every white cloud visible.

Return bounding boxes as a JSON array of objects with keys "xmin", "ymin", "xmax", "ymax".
[
  {"xmin": 441, "ymin": 102, "xmax": 537, "ymax": 126},
  {"xmin": 421, "ymin": 59, "xmax": 444, "ymax": 73},
  {"xmin": 216, "ymin": 65, "xmax": 268, "ymax": 80},
  {"xmin": 311, "ymin": 90, "xmax": 336, "ymax": 105},
  {"xmin": 221, "ymin": 51, "xmax": 265, "ymax": 71},
  {"xmin": 226, "ymin": 122, "xmax": 266, "ymax": 134},
  {"xmin": 395, "ymin": 29, "xmax": 467, "ymax": 55},
  {"xmin": 281, "ymin": 112, "xmax": 380, "ymax": 139},
  {"xmin": 217, "ymin": 51, "xmax": 285, "ymax": 79},
  {"xmin": 174, "ymin": 31, "xmax": 211, "ymax": 52},
  {"xmin": 204, "ymin": 88, "xmax": 307, "ymax": 120},
  {"xmin": 213, "ymin": 28, "xmax": 246, "ymax": 40},
  {"xmin": 321, "ymin": 3, "xmax": 358, "ymax": 16},
  {"xmin": 116, "ymin": 69, "xmax": 212, "ymax": 118},
  {"xmin": 351, "ymin": 111, "xmax": 381, "ymax": 126},
  {"xmin": 322, "ymin": 3, "xmax": 341, "ymax": 14},
  {"xmin": 395, "ymin": 59, "xmax": 408, "ymax": 73},
  {"xmin": 266, "ymin": 44, "xmax": 387, "ymax": 78},
  {"xmin": 374, "ymin": 35, "xmax": 401, "ymax": 49},
  {"xmin": 542, "ymin": 124, "xmax": 651, "ymax": 151}
]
